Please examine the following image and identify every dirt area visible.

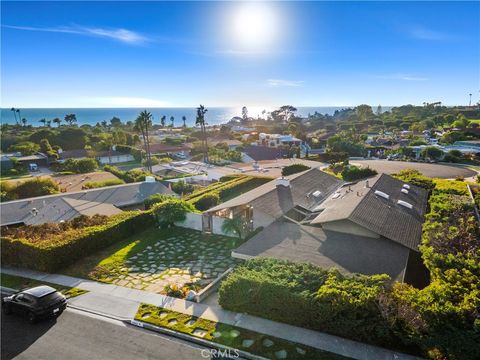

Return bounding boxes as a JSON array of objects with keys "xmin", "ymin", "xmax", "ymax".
[
  {"xmin": 53, "ymin": 171, "xmax": 121, "ymax": 192},
  {"xmin": 351, "ymin": 160, "xmax": 478, "ymax": 179}
]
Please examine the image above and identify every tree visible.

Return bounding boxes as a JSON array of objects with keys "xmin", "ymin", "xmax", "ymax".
[
  {"xmin": 11, "ymin": 107, "xmax": 18, "ymax": 125},
  {"xmin": 64, "ymin": 113, "xmax": 77, "ymax": 126},
  {"xmin": 55, "ymin": 127, "xmax": 87, "ymax": 150},
  {"xmin": 110, "ymin": 117, "xmax": 122, "ymax": 127},
  {"xmin": 376, "ymin": 105, "xmax": 382, "ymax": 115},
  {"xmin": 4, "ymin": 177, "xmax": 60, "ymax": 200},
  {"xmin": 8, "ymin": 141, "xmax": 40, "ymax": 155},
  {"xmin": 134, "ymin": 110, "xmax": 153, "ymax": 172},
  {"xmin": 182, "ymin": 116, "xmax": 187, "ymax": 128},
  {"xmin": 171, "ymin": 179, "xmax": 194, "ymax": 195},
  {"xmin": 21, "ymin": 118, "xmax": 27, "ymax": 127},
  {"xmin": 144, "ymin": 193, "xmax": 173, "ymax": 209},
  {"xmin": 242, "ymin": 106, "xmax": 248, "ymax": 123},
  {"xmin": 46, "ymin": 119, "xmax": 51, "ymax": 128},
  {"xmin": 39, "ymin": 118, "xmax": 47, "ymax": 127},
  {"xmin": 170, "ymin": 116, "xmax": 175, "ymax": 128},
  {"xmin": 221, "ymin": 216, "xmax": 249, "ymax": 240},
  {"xmin": 52, "ymin": 117, "xmax": 62, "ymax": 127},
  {"xmin": 356, "ymin": 104, "xmax": 374, "ymax": 122},
  {"xmin": 16, "ymin": 109, "xmax": 22, "ymax": 125},
  {"xmin": 421, "ymin": 146, "xmax": 444, "ymax": 161},
  {"xmin": 196, "ymin": 105, "xmax": 209, "ymax": 163},
  {"xmin": 452, "ymin": 114, "xmax": 470, "ymax": 129},
  {"xmin": 160, "ymin": 115, "xmax": 166, "ymax": 128}
]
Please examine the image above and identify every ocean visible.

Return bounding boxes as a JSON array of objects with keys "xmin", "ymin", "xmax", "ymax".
[{"xmin": 0, "ymin": 106, "xmax": 367, "ymax": 127}]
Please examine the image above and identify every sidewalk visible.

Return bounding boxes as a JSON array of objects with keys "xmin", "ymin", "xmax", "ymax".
[{"xmin": 2, "ymin": 266, "xmax": 422, "ymax": 360}]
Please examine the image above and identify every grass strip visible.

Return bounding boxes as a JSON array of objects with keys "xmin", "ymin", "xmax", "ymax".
[{"xmin": 135, "ymin": 303, "xmax": 350, "ymax": 360}]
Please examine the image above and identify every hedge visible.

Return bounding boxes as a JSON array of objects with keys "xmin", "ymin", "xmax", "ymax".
[
  {"xmin": 341, "ymin": 165, "xmax": 377, "ymax": 181},
  {"xmin": 281, "ymin": 163, "xmax": 310, "ymax": 176},
  {"xmin": 1, "ymin": 211, "xmax": 155, "ymax": 272}
]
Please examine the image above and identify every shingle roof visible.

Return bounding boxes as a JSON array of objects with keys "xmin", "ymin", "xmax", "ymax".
[
  {"xmin": 0, "ymin": 181, "xmax": 175, "ymax": 226},
  {"xmin": 206, "ymin": 168, "xmax": 343, "ymax": 217},
  {"xmin": 312, "ymin": 174, "xmax": 429, "ymax": 250},
  {"xmin": 233, "ymin": 220, "xmax": 410, "ymax": 282},
  {"xmin": 243, "ymin": 145, "xmax": 288, "ymax": 161}
]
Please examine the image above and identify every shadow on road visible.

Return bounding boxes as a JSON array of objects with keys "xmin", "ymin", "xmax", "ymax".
[{"xmin": 1, "ymin": 307, "xmax": 57, "ymax": 360}]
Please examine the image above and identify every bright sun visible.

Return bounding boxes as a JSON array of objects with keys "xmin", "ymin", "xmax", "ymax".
[{"xmin": 230, "ymin": 3, "xmax": 279, "ymax": 51}]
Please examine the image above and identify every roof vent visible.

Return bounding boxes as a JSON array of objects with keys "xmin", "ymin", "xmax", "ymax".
[
  {"xmin": 397, "ymin": 200, "xmax": 413, "ymax": 209},
  {"xmin": 312, "ymin": 190, "xmax": 322, "ymax": 198},
  {"xmin": 402, "ymin": 184, "xmax": 410, "ymax": 190},
  {"xmin": 374, "ymin": 190, "xmax": 390, "ymax": 199},
  {"xmin": 401, "ymin": 188, "xmax": 409, "ymax": 194}
]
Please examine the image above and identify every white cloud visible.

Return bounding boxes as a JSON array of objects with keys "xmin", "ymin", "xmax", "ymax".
[
  {"xmin": 3, "ymin": 24, "xmax": 150, "ymax": 45},
  {"xmin": 377, "ymin": 74, "xmax": 428, "ymax": 82},
  {"xmin": 266, "ymin": 79, "xmax": 304, "ymax": 87},
  {"xmin": 407, "ymin": 26, "xmax": 457, "ymax": 41}
]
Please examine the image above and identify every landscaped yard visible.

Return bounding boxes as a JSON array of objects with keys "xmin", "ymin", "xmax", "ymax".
[
  {"xmin": 62, "ymin": 226, "xmax": 239, "ymax": 294},
  {"xmin": 0, "ymin": 273, "xmax": 87, "ymax": 299},
  {"xmin": 135, "ymin": 304, "xmax": 349, "ymax": 360}
]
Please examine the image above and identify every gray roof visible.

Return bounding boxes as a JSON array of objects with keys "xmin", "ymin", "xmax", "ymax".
[
  {"xmin": 0, "ymin": 181, "xmax": 175, "ymax": 226},
  {"xmin": 206, "ymin": 167, "xmax": 343, "ymax": 217},
  {"xmin": 233, "ymin": 220, "xmax": 410, "ymax": 282},
  {"xmin": 312, "ymin": 174, "xmax": 428, "ymax": 250}
]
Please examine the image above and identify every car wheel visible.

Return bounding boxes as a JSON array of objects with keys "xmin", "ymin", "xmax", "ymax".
[
  {"xmin": 27, "ymin": 311, "xmax": 37, "ymax": 323},
  {"xmin": 2, "ymin": 304, "xmax": 12, "ymax": 315}
]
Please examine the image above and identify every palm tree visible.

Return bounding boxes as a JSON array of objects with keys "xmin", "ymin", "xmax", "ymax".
[
  {"xmin": 10, "ymin": 107, "xmax": 18, "ymax": 125},
  {"xmin": 170, "ymin": 116, "xmax": 175, "ymax": 128},
  {"xmin": 182, "ymin": 116, "xmax": 187, "ymax": 128},
  {"xmin": 39, "ymin": 118, "xmax": 47, "ymax": 127},
  {"xmin": 196, "ymin": 105, "xmax": 209, "ymax": 163},
  {"xmin": 16, "ymin": 109, "xmax": 22, "ymax": 125},
  {"xmin": 135, "ymin": 110, "xmax": 153, "ymax": 172},
  {"xmin": 221, "ymin": 216, "xmax": 248, "ymax": 240},
  {"xmin": 21, "ymin": 118, "xmax": 27, "ymax": 127},
  {"xmin": 160, "ymin": 115, "xmax": 166, "ymax": 128},
  {"xmin": 46, "ymin": 119, "xmax": 52, "ymax": 127},
  {"xmin": 52, "ymin": 117, "xmax": 62, "ymax": 127}
]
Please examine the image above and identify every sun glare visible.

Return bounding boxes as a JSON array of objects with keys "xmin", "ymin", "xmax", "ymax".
[{"xmin": 230, "ymin": 2, "xmax": 279, "ymax": 52}]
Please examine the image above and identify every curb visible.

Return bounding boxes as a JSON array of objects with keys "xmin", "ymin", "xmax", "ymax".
[
  {"xmin": 128, "ymin": 319, "xmax": 267, "ymax": 360},
  {"xmin": 66, "ymin": 304, "xmax": 130, "ymax": 322}
]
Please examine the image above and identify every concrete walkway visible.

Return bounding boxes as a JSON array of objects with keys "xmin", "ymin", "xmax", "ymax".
[{"xmin": 2, "ymin": 266, "xmax": 422, "ymax": 360}]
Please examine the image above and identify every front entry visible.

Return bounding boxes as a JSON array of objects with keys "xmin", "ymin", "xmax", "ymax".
[{"xmin": 202, "ymin": 214, "xmax": 213, "ymax": 233}]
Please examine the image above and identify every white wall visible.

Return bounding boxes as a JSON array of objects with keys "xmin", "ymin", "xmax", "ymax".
[
  {"xmin": 97, "ymin": 154, "xmax": 134, "ymax": 164},
  {"xmin": 174, "ymin": 212, "xmax": 236, "ymax": 238}
]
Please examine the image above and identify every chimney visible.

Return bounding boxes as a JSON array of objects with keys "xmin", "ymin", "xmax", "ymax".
[{"xmin": 276, "ymin": 177, "xmax": 290, "ymax": 188}]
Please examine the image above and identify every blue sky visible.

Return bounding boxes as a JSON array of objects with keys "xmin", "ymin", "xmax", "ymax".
[{"xmin": 1, "ymin": 1, "xmax": 479, "ymax": 108}]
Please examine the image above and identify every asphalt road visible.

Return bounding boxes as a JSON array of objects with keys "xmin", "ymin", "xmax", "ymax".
[
  {"xmin": 1, "ymin": 308, "xmax": 213, "ymax": 360},
  {"xmin": 351, "ymin": 160, "xmax": 477, "ymax": 179}
]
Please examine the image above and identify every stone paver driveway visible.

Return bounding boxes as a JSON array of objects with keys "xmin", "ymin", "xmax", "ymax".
[{"xmin": 107, "ymin": 230, "xmax": 238, "ymax": 293}]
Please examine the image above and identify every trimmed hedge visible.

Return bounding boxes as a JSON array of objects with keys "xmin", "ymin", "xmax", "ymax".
[
  {"xmin": 341, "ymin": 165, "xmax": 377, "ymax": 181},
  {"xmin": 281, "ymin": 163, "xmax": 310, "ymax": 176},
  {"xmin": 1, "ymin": 211, "xmax": 155, "ymax": 272}
]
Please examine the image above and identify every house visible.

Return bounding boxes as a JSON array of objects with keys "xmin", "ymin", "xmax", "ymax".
[
  {"xmin": 243, "ymin": 145, "xmax": 288, "ymax": 161},
  {"xmin": 58, "ymin": 149, "xmax": 90, "ymax": 162},
  {"xmin": 0, "ymin": 180, "xmax": 176, "ymax": 227},
  {"xmin": 258, "ymin": 133, "xmax": 302, "ymax": 148},
  {"xmin": 15, "ymin": 153, "xmax": 49, "ymax": 168},
  {"xmin": 96, "ymin": 150, "xmax": 134, "ymax": 164},
  {"xmin": 205, "ymin": 168, "xmax": 429, "ymax": 286},
  {"xmin": 210, "ymin": 139, "xmax": 243, "ymax": 150},
  {"xmin": 143, "ymin": 143, "xmax": 191, "ymax": 158}
]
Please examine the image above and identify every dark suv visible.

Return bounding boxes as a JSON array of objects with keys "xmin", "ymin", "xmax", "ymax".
[{"xmin": 2, "ymin": 285, "xmax": 67, "ymax": 323}]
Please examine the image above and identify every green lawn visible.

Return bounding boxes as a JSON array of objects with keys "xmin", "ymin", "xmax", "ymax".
[
  {"xmin": 61, "ymin": 226, "xmax": 239, "ymax": 295},
  {"xmin": 0, "ymin": 273, "xmax": 87, "ymax": 299},
  {"xmin": 135, "ymin": 304, "xmax": 350, "ymax": 360}
]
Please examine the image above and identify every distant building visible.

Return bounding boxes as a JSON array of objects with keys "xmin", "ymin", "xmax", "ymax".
[
  {"xmin": 96, "ymin": 150, "xmax": 134, "ymax": 164},
  {"xmin": 258, "ymin": 133, "xmax": 302, "ymax": 148}
]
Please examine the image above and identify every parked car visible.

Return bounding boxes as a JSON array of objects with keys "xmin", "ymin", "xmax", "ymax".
[{"xmin": 2, "ymin": 285, "xmax": 67, "ymax": 323}]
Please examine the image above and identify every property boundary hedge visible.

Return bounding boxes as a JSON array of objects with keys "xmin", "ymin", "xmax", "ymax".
[{"xmin": 1, "ymin": 211, "xmax": 155, "ymax": 272}]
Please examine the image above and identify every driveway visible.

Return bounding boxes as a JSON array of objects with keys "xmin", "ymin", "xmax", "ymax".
[{"xmin": 351, "ymin": 160, "xmax": 477, "ymax": 179}]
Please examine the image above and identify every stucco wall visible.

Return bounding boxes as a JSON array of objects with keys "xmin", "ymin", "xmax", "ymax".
[
  {"xmin": 321, "ymin": 219, "xmax": 380, "ymax": 238},
  {"xmin": 175, "ymin": 212, "xmax": 236, "ymax": 238}
]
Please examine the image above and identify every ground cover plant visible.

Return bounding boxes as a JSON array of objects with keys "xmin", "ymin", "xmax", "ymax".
[
  {"xmin": 1, "ymin": 273, "xmax": 87, "ymax": 299},
  {"xmin": 135, "ymin": 304, "xmax": 349, "ymax": 360}
]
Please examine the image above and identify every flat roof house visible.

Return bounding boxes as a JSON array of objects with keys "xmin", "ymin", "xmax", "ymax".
[
  {"xmin": 0, "ymin": 181, "xmax": 176, "ymax": 227},
  {"xmin": 205, "ymin": 168, "xmax": 429, "ymax": 286}
]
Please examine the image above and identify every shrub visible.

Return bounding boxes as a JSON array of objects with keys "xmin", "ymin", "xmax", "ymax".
[
  {"xmin": 341, "ymin": 165, "xmax": 377, "ymax": 181},
  {"xmin": 194, "ymin": 192, "xmax": 220, "ymax": 211},
  {"xmin": 1, "ymin": 177, "xmax": 60, "ymax": 201},
  {"xmin": 281, "ymin": 163, "xmax": 311, "ymax": 176},
  {"xmin": 82, "ymin": 178, "xmax": 125, "ymax": 189},
  {"xmin": 171, "ymin": 179, "xmax": 194, "ymax": 195},
  {"xmin": 8, "ymin": 141, "xmax": 40, "ymax": 155},
  {"xmin": 60, "ymin": 158, "xmax": 98, "ymax": 173},
  {"xmin": 104, "ymin": 165, "xmax": 154, "ymax": 183},
  {"xmin": 152, "ymin": 198, "xmax": 196, "ymax": 227},
  {"xmin": 1, "ymin": 211, "xmax": 155, "ymax": 272},
  {"xmin": 392, "ymin": 169, "xmax": 435, "ymax": 190},
  {"xmin": 144, "ymin": 193, "xmax": 174, "ymax": 209}
]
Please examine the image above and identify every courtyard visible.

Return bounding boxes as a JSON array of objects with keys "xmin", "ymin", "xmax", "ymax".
[{"xmin": 62, "ymin": 226, "xmax": 239, "ymax": 295}]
